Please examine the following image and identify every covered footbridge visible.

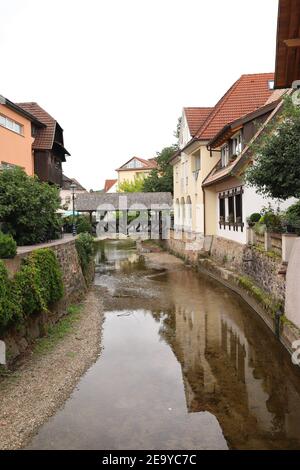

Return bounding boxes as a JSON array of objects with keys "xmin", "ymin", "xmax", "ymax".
[{"xmin": 75, "ymin": 192, "xmax": 173, "ymax": 239}]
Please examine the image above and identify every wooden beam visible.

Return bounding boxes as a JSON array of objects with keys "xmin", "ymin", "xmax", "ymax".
[{"xmin": 284, "ymin": 38, "xmax": 300, "ymax": 47}]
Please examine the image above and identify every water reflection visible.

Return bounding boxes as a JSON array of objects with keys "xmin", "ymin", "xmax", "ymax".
[
  {"xmin": 154, "ymin": 269, "xmax": 300, "ymax": 449},
  {"xmin": 28, "ymin": 240, "xmax": 300, "ymax": 450}
]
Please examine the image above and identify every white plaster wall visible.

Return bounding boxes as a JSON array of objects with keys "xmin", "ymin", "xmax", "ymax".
[
  {"xmin": 107, "ymin": 182, "xmax": 118, "ymax": 193},
  {"xmin": 285, "ymin": 238, "xmax": 300, "ymax": 329},
  {"xmin": 179, "ymin": 112, "xmax": 192, "ymax": 149},
  {"xmin": 217, "ymin": 185, "xmax": 295, "ymax": 245}
]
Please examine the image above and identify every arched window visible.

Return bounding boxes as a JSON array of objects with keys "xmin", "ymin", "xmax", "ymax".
[
  {"xmin": 180, "ymin": 197, "xmax": 185, "ymax": 228},
  {"xmin": 186, "ymin": 196, "xmax": 192, "ymax": 229},
  {"xmin": 175, "ymin": 199, "xmax": 180, "ymax": 227}
]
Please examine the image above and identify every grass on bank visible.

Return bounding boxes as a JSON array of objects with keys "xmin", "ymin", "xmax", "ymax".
[{"xmin": 34, "ymin": 304, "xmax": 83, "ymax": 355}]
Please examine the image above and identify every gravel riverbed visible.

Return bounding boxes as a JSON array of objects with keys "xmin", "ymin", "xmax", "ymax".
[{"xmin": 0, "ymin": 289, "xmax": 104, "ymax": 450}]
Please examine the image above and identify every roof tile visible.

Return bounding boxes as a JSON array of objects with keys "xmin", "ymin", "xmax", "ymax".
[{"xmin": 195, "ymin": 73, "xmax": 275, "ymax": 140}]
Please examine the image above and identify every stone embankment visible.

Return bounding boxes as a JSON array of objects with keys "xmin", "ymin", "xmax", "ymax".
[{"xmin": 163, "ymin": 236, "xmax": 300, "ymax": 356}]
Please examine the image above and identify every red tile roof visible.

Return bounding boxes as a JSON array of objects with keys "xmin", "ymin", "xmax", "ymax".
[
  {"xmin": 16, "ymin": 102, "xmax": 60, "ymax": 151},
  {"xmin": 116, "ymin": 157, "xmax": 157, "ymax": 171},
  {"xmin": 104, "ymin": 179, "xmax": 117, "ymax": 192},
  {"xmin": 184, "ymin": 107, "xmax": 212, "ymax": 136},
  {"xmin": 195, "ymin": 73, "xmax": 275, "ymax": 140},
  {"xmin": 203, "ymin": 95, "xmax": 289, "ymax": 187}
]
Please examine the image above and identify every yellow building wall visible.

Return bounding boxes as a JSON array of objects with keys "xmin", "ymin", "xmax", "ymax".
[
  {"xmin": 0, "ymin": 104, "xmax": 34, "ymax": 176},
  {"xmin": 204, "ymin": 187, "xmax": 217, "ymax": 236},
  {"xmin": 117, "ymin": 169, "xmax": 152, "ymax": 185},
  {"xmin": 173, "ymin": 144, "xmax": 219, "ymax": 234}
]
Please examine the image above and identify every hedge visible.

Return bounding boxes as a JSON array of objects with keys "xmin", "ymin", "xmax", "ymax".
[
  {"xmin": 0, "ymin": 248, "xmax": 64, "ymax": 333},
  {"xmin": 0, "ymin": 261, "xmax": 22, "ymax": 332},
  {"xmin": 0, "ymin": 232, "xmax": 17, "ymax": 259},
  {"xmin": 75, "ymin": 233, "xmax": 94, "ymax": 276}
]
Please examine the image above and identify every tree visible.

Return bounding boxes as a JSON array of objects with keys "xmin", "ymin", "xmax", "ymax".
[
  {"xmin": 117, "ymin": 175, "xmax": 145, "ymax": 192},
  {"xmin": 142, "ymin": 146, "xmax": 176, "ymax": 194},
  {"xmin": 245, "ymin": 96, "xmax": 300, "ymax": 200},
  {"xmin": 0, "ymin": 168, "xmax": 62, "ymax": 245}
]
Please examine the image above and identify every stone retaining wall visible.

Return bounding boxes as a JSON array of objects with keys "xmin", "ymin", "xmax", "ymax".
[
  {"xmin": 167, "ymin": 232, "xmax": 286, "ymax": 306},
  {"xmin": 1, "ymin": 238, "xmax": 93, "ymax": 363}
]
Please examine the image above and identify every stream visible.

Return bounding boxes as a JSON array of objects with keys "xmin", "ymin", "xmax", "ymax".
[{"xmin": 28, "ymin": 240, "xmax": 300, "ymax": 450}]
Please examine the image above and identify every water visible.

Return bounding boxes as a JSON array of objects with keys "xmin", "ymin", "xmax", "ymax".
[{"xmin": 28, "ymin": 240, "xmax": 300, "ymax": 450}]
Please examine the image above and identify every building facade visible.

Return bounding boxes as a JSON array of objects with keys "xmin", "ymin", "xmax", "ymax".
[
  {"xmin": 0, "ymin": 96, "xmax": 70, "ymax": 187},
  {"xmin": 60, "ymin": 175, "xmax": 87, "ymax": 211},
  {"xmin": 0, "ymin": 95, "xmax": 43, "ymax": 176},
  {"xmin": 16, "ymin": 102, "xmax": 70, "ymax": 186},
  {"xmin": 170, "ymin": 73, "xmax": 276, "ymax": 242},
  {"xmin": 116, "ymin": 156, "xmax": 157, "ymax": 187}
]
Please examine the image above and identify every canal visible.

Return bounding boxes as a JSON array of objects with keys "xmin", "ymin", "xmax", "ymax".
[{"xmin": 28, "ymin": 240, "xmax": 300, "ymax": 450}]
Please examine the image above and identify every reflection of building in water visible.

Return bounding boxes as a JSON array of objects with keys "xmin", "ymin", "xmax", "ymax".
[{"xmin": 160, "ymin": 269, "xmax": 300, "ymax": 449}]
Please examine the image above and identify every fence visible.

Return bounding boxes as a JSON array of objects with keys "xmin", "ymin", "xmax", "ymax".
[{"xmin": 247, "ymin": 228, "xmax": 299, "ymax": 263}]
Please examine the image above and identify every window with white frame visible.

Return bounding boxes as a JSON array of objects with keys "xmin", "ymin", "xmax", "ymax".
[
  {"xmin": 193, "ymin": 151, "xmax": 201, "ymax": 180},
  {"xmin": 221, "ymin": 144, "xmax": 229, "ymax": 167},
  {"xmin": 0, "ymin": 114, "xmax": 24, "ymax": 135},
  {"xmin": 218, "ymin": 187, "xmax": 244, "ymax": 231},
  {"xmin": 124, "ymin": 158, "xmax": 143, "ymax": 169},
  {"xmin": 231, "ymin": 132, "xmax": 242, "ymax": 156}
]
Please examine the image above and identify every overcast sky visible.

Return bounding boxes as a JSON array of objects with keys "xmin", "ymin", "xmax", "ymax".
[{"xmin": 1, "ymin": 0, "xmax": 278, "ymax": 190}]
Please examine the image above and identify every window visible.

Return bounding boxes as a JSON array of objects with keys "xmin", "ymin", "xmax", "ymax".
[
  {"xmin": 221, "ymin": 144, "xmax": 229, "ymax": 167},
  {"xmin": 124, "ymin": 158, "xmax": 143, "ymax": 169},
  {"xmin": 31, "ymin": 125, "xmax": 38, "ymax": 137},
  {"xmin": 268, "ymin": 80, "xmax": 275, "ymax": 90},
  {"xmin": 228, "ymin": 196, "xmax": 235, "ymax": 223},
  {"xmin": 0, "ymin": 114, "xmax": 23, "ymax": 135},
  {"xmin": 231, "ymin": 133, "xmax": 242, "ymax": 156},
  {"xmin": 235, "ymin": 193, "xmax": 243, "ymax": 223},
  {"xmin": 218, "ymin": 187, "xmax": 244, "ymax": 231},
  {"xmin": 219, "ymin": 198, "xmax": 225, "ymax": 220},
  {"xmin": 193, "ymin": 151, "xmax": 201, "ymax": 180}
]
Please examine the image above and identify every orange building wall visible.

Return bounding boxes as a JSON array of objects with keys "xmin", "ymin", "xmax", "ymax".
[{"xmin": 0, "ymin": 103, "xmax": 34, "ymax": 176}]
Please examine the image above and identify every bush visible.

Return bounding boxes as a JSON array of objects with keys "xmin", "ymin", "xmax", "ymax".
[
  {"xmin": 14, "ymin": 263, "xmax": 46, "ymax": 316},
  {"xmin": 283, "ymin": 201, "xmax": 300, "ymax": 233},
  {"xmin": 0, "ymin": 261, "xmax": 22, "ymax": 331},
  {"xmin": 254, "ymin": 206, "xmax": 283, "ymax": 234},
  {"xmin": 75, "ymin": 233, "xmax": 94, "ymax": 275},
  {"xmin": 249, "ymin": 213, "xmax": 261, "ymax": 224},
  {"xmin": 63, "ymin": 215, "xmax": 92, "ymax": 234},
  {"xmin": 15, "ymin": 249, "xmax": 64, "ymax": 316},
  {"xmin": 0, "ymin": 232, "xmax": 17, "ymax": 258},
  {"xmin": 0, "ymin": 167, "xmax": 61, "ymax": 245},
  {"xmin": 247, "ymin": 213, "xmax": 261, "ymax": 228},
  {"xmin": 76, "ymin": 216, "xmax": 92, "ymax": 234}
]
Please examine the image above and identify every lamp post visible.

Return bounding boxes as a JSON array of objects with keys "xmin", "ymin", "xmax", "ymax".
[{"xmin": 70, "ymin": 183, "xmax": 77, "ymax": 236}]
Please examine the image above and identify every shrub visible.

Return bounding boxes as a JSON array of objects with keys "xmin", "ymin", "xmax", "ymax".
[
  {"xmin": 247, "ymin": 212, "xmax": 261, "ymax": 227},
  {"xmin": 76, "ymin": 216, "xmax": 92, "ymax": 234},
  {"xmin": 15, "ymin": 249, "xmax": 64, "ymax": 316},
  {"xmin": 63, "ymin": 215, "xmax": 92, "ymax": 234},
  {"xmin": 15, "ymin": 263, "xmax": 46, "ymax": 315},
  {"xmin": 75, "ymin": 233, "xmax": 94, "ymax": 275},
  {"xmin": 29, "ymin": 249, "xmax": 64, "ymax": 304},
  {"xmin": 0, "ymin": 167, "xmax": 61, "ymax": 245},
  {"xmin": 0, "ymin": 232, "xmax": 17, "ymax": 259},
  {"xmin": 0, "ymin": 261, "xmax": 22, "ymax": 331},
  {"xmin": 283, "ymin": 201, "xmax": 300, "ymax": 234},
  {"xmin": 254, "ymin": 206, "xmax": 283, "ymax": 234}
]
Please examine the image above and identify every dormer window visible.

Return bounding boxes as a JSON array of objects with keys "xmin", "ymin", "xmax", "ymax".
[
  {"xmin": 221, "ymin": 144, "xmax": 229, "ymax": 167},
  {"xmin": 231, "ymin": 132, "xmax": 242, "ymax": 156}
]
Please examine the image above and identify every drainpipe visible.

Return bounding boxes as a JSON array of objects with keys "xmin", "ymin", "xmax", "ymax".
[{"xmin": 202, "ymin": 186, "xmax": 206, "ymax": 237}]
